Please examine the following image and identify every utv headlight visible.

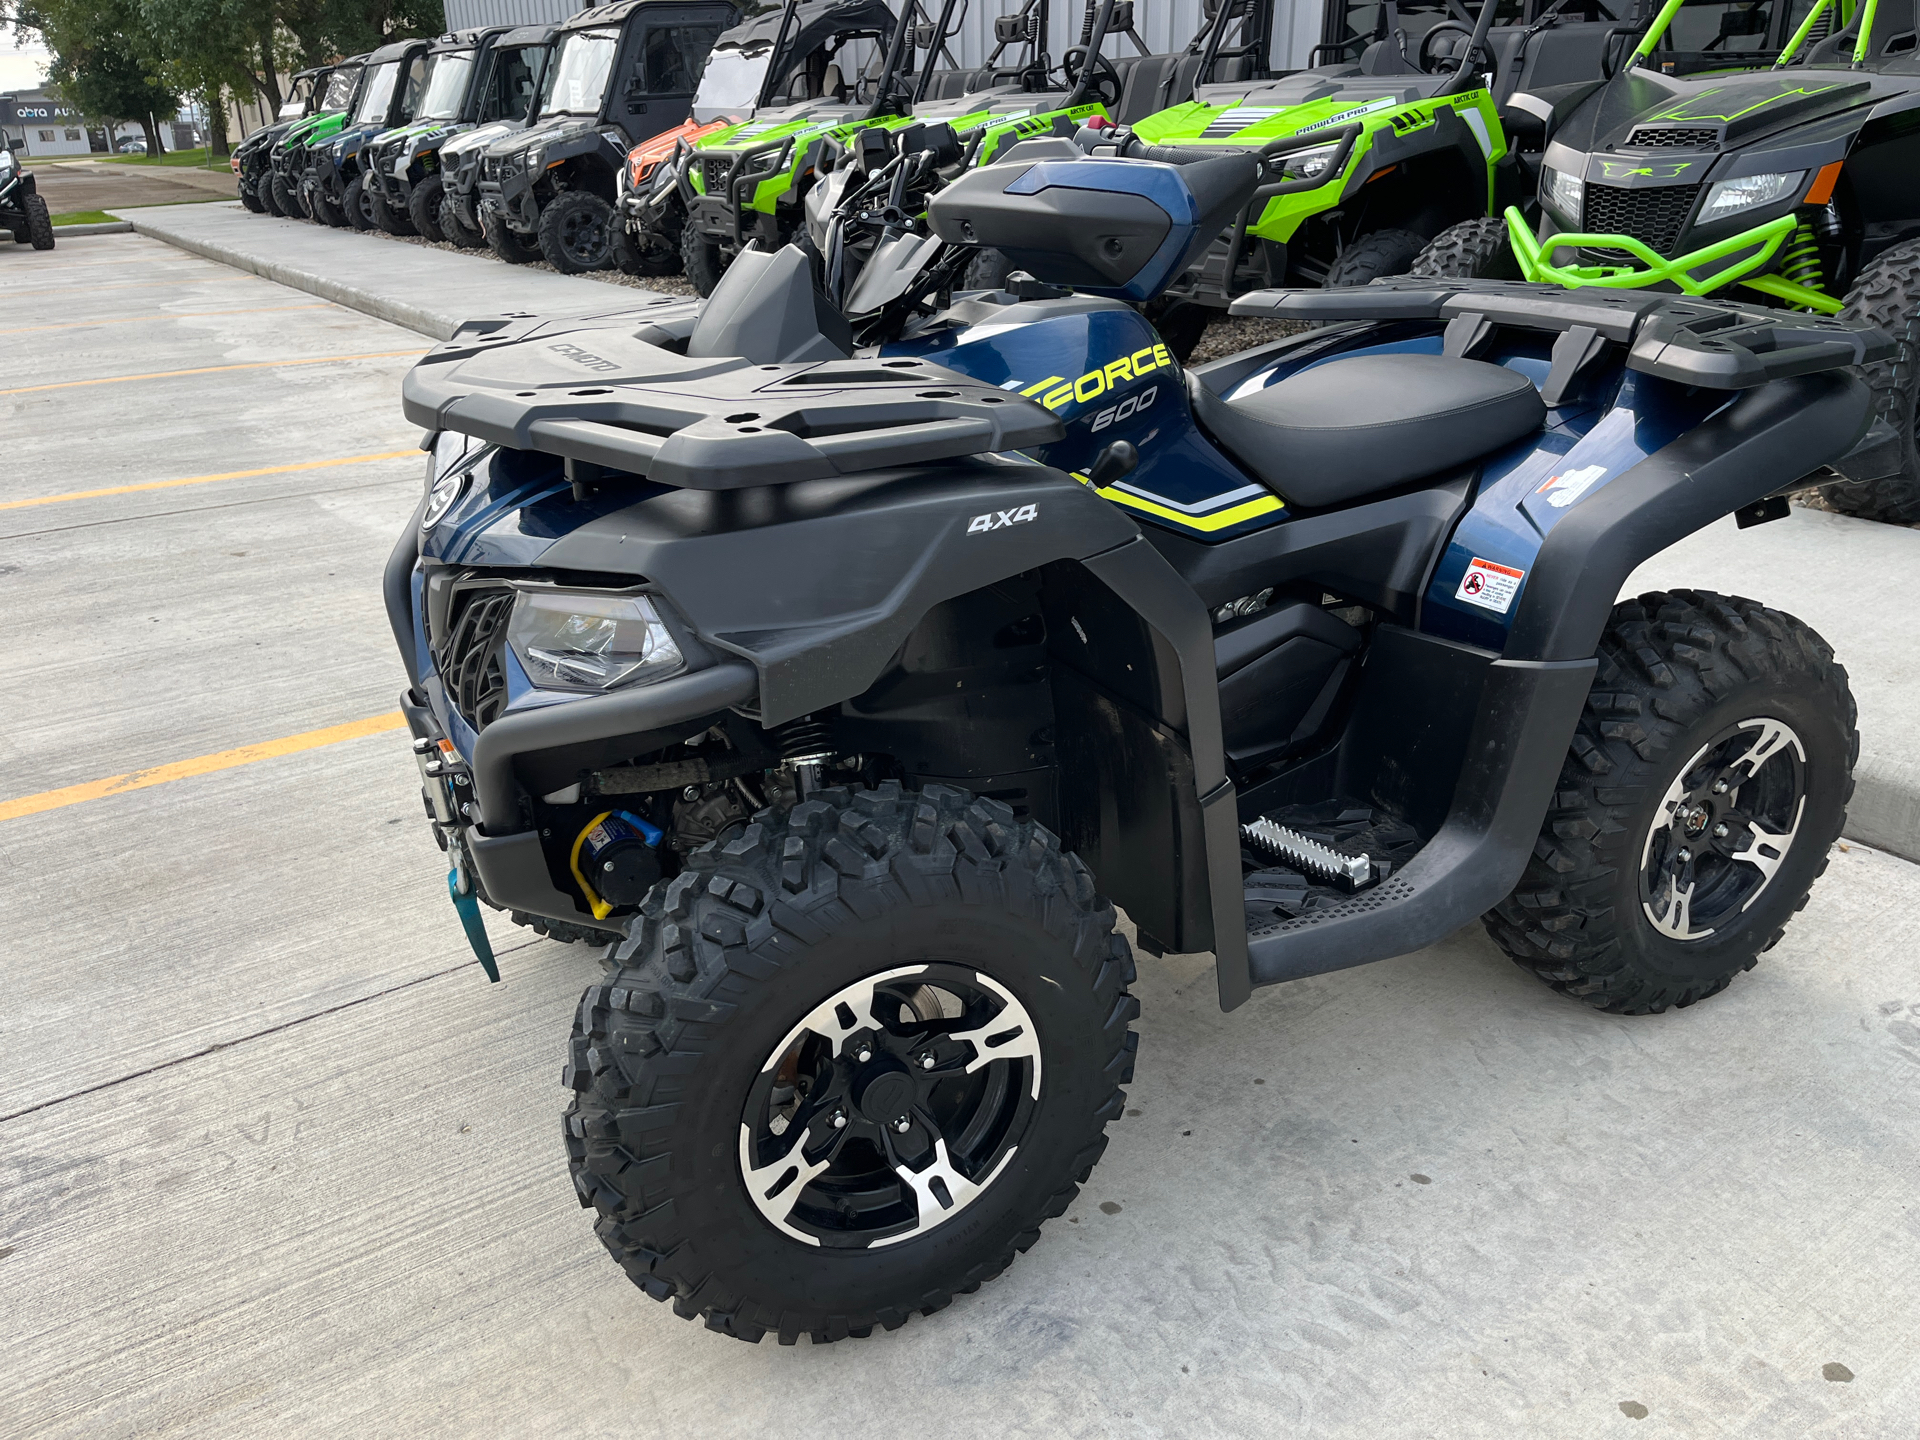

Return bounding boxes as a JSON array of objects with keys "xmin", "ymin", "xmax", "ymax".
[
  {"xmin": 1274, "ymin": 142, "xmax": 1340, "ymax": 183},
  {"xmin": 507, "ymin": 589, "xmax": 686, "ymax": 692},
  {"xmin": 1542, "ymin": 165, "xmax": 1584, "ymax": 224},
  {"xmin": 1698, "ymin": 170, "xmax": 1805, "ymax": 225}
]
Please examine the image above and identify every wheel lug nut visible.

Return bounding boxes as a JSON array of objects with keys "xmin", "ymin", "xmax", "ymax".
[
  {"xmin": 919, "ymin": 1053, "xmax": 935, "ymax": 1070},
  {"xmin": 1713, "ymin": 780, "xmax": 1729, "ymax": 794},
  {"xmin": 855, "ymin": 1047, "xmax": 872, "ymax": 1064},
  {"xmin": 1677, "ymin": 847, "xmax": 1693, "ymax": 863},
  {"xmin": 893, "ymin": 1116, "xmax": 910, "ymax": 1133},
  {"xmin": 831, "ymin": 1110, "xmax": 847, "ymax": 1129},
  {"xmin": 1713, "ymin": 823, "xmax": 1729, "ymax": 839}
]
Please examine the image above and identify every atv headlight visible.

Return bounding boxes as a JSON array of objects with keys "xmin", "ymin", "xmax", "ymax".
[
  {"xmin": 0, "ymin": 148, "xmax": 15, "ymax": 177},
  {"xmin": 1542, "ymin": 164, "xmax": 1584, "ymax": 224},
  {"xmin": 421, "ymin": 432, "xmax": 485, "ymax": 529},
  {"xmin": 508, "ymin": 589, "xmax": 686, "ymax": 692},
  {"xmin": 1274, "ymin": 142, "xmax": 1340, "ymax": 183},
  {"xmin": 1698, "ymin": 170, "xmax": 1804, "ymax": 225}
]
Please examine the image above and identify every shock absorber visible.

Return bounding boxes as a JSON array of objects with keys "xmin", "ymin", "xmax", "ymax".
[
  {"xmin": 776, "ymin": 713, "xmax": 836, "ymax": 797},
  {"xmin": 1778, "ymin": 219, "xmax": 1828, "ymax": 304}
]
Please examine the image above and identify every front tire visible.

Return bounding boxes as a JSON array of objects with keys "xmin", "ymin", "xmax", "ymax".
[
  {"xmin": 1324, "ymin": 226, "xmax": 1427, "ymax": 288},
  {"xmin": 483, "ymin": 208, "xmax": 542, "ymax": 264},
  {"xmin": 239, "ymin": 182, "xmax": 266, "ymax": 214},
  {"xmin": 1410, "ymin": 217, "xmax": 1520, "ymax": 280},
  {"xmin": 564, "ymin": 782, "xmax": 1139, "ymax": 1343},
  {"xmin": 537, "ymin": 190, "xmax": 615, "ymax": 273},
  {"xmin": 271, "ymin": 173, "xmax": 302, "ymax": 220},
  {"xmin": 371, "ymin": 185, "xmax": 415, "ymax": 236},
  {"xmin": 612, "ymin": 217, "xmax": 682, "ymax": 276},
  {"xmin": 343, "ymin": 175, "xmax": 377, "ymax": 231},
  {"xmin": 408, "ymin": 173, "xmax": 447, "ymax": 242},
  {"xmin": 681, "ymin": 223, "xmax": 729, "ymax": 296},
  {"xmin": 440, "ymin": 196, "xmax": 487, "ymax": 249},
  {"xmin": 1487, "ymin": 591, "xmax": 1856, "ymax": 1014},
  {"xmin": 23, "ymin": 192, "xmax": 55, "ymax": 250},
  {"xmin": 1821, "ymin": 237, "xmax": 1920, "ymax": 524}
]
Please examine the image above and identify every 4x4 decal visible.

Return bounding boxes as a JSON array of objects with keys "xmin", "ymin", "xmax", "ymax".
[{"xmin": 967, "ymin": 504, "xmax": 1038, "ymax": 533}]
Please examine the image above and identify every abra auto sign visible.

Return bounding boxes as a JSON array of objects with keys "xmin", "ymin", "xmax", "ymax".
[{"xmin": 1, "ymin": 99, "xmax": 86, "ymax": 124}]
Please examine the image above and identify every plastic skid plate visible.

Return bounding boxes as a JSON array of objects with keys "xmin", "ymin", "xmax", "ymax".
[
  {"xmin": 1229, "ymin": 279, "xmax": 1895, "ymax": 389},
  {"xmin": 401, "ymin": 306, "xmax": 1065, "ymax": 489}
]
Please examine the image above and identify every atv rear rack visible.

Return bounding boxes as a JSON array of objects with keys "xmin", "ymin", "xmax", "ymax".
[
  {"xmin": 402, "ymin": 311, "xmax": 1063, "ymax": 490},
  {"xmin": 1230, "ymin": 278, "xmax": 1893, "ymax": 390}
]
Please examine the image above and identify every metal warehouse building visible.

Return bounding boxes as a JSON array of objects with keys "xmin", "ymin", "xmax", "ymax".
[{"xmin": 442, "ymin": 0, "xmax": 1328, "ymax": 71}]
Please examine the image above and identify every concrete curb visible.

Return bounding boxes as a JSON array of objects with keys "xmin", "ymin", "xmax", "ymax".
[
  {"xmin": 107, "ymin": 201, "xmax": 656, "ymax": 340},
  {"xmin": 54, "ymin": 220, "xmax": 135, "ymax": 236}
]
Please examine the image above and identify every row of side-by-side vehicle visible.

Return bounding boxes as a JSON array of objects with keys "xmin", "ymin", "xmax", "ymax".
[{"xmin": 230, "ymin": 0, "xmax": 1920, "ymax": 520}]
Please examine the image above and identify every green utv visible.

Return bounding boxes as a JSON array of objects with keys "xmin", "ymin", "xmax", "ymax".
[
  {"xmin": 361, "ymin": 27, "xmax": 548, "ymax": 241},
  {"xmin": 677, "ymin": 0, "xmax": 1171, "ymax": 295},
  {"xmin": 268, "ymin": 58, "xmax": 368, "ymax": 221},
  {"xmin": 312, "ymin": 37, "xmax": 436, "ymax": 229},
  {"xmin": 1109, "ymin": 0, "xmax": 1647, "ymax": 352},
  {"xmin": 474, "ymin": 0, "xmax": 738, "ymax": 275},
  {"xmin": 1416, "ymin": 0, "xmax": 1920, "ymax": 524},
  {"xmin": 234, "ymin": 64, "xmax": 334, "ymax": 215}
]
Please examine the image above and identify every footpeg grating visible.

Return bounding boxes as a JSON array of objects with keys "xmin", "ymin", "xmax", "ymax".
[{"xmin": 1242, "ymin": 818, "xmax": 1372, "ymax": 889}]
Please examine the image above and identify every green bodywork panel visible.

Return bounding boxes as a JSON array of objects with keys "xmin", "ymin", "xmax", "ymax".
[
  {"xmin": 1131, "ymin": 82, "xmax": 1508, "ymax": 242},
  {"xmin": 687, "ymin": 97, "xmax": 1111, "ymax": 216},
  {"xmin": 278, "ymin": 110, "xmax": 350, "ymax": 155}
]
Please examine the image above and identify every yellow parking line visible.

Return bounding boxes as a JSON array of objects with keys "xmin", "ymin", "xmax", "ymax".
[
  {"xmin": 0, "ymin": 304, "xmax": 332, "ymax": 336},
  {"xmin": 0, "ymin": 713, "xmax": 409, "ymax": 823},
  {"xmin": 0, "ymin": 450, "xmax": 418, "ymax": 511},
  {"xmin": 1, "ymin": 349, "xmax": 428, "ymax": 396},
  {"xmin": 0, "ymin": 275, "xmax": 254, "ymax": 298}
]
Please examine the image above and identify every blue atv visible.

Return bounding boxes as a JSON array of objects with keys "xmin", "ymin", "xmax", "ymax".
[{"xmin": 388, "ymin": 128, "xmax": 1887, "ymax": 1343}]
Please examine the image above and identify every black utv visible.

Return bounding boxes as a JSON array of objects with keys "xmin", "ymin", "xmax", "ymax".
[
  {"xmin": 360, "ymin": 26, "xmax": 556, "ymax": 242},
  {"xmin": 311, "ymin": 36, "xmax": 434, "ymax": 229},
  {"xmin": 0, "ymin": 136, "xmax": 53, "ymax": 250},
  {"xmin": 434, "ymin": 25, "xmax": 561, "ymax": 249},
  {"xmin": 389, "ymin": 126, "xmax": 1889, "ymax": 1342},
  {"xmin": 267, "ymin": 57, "xmax": 368, "ymax": 221},
  {"xmin": 234, "ymin": 64, "xmax": 333, "ymax": 215},
  {"xmin": 474, "ymin": 0, "xmax": 738, "ymax": 272}
]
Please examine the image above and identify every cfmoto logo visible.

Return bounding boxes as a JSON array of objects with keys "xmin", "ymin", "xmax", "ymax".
[
  {"xmin": 968, "ymin": 504, "xmax": 1038, "ymax": 534},
  {"xmin": 548, "ymin": 343, "xmax": 620, "ymax": 372}
]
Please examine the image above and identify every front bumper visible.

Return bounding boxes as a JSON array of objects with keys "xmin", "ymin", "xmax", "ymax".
[{"xmin": 1508, "ymin": 207, "xmax": 1840, "ymax": 314}]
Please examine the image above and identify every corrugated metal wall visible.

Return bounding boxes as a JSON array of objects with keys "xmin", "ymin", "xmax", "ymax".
[{"xmin": 443, "ymin": 0, "xmax": 1326, "ymax": 68}]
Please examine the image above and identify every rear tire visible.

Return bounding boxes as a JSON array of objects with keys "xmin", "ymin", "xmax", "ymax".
[
  {"xmin": 23, "ymin": 192, "xmax": 55, "ymax": 250},
  {"xmin": 407, "ymin": 173, "xmax": 447, "ymax": 242},
  {"xmin": 1486, "ymin": 590, "xmax": 1856, "ymax": 1015},
  {"xmin": 483, "ymin": 208, "xmax": 541, "ymax": 264},
  {"xmin": 511, "ymin": 910, "xmax": 622, "ymax": 947},
  {"xmin": 309, "ymin": 182, "xmax": 345, "ymax": 227},
  {"xmin": 1324, "ymin": 227, "xmax": 1426, "ymax": 288},
  {"xmin": 1410, "ymin": 217, "xmax": 1520, "ymax": 280},
  {"xmin": 681, "ymin": 223, "xmax": 729, "ymax": 296},
  {"xmin": 343, "ymin": 175, "xmax": 377, "ymax": 231},
  {"xmin": 537, "ymin": 190, "xmax": 615, "ymax": 273},
  {"xmin": 564, "ymin": 782, "xmax": 1138, "ymax": 1344},
  {"xmin": 1821, "ymin": 238, "xmax": 1920, "ymax": 524}
]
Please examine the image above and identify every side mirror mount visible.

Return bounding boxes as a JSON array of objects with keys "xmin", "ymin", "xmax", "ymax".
[{"xmin": 1087, "ymin": 439, "xmax": 1139, "ymax": 489}]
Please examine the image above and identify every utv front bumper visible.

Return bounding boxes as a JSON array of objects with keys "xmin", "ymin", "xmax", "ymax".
[{"xmin": 476, "ymin": 160, "xmax": 540, "ymax": 234}]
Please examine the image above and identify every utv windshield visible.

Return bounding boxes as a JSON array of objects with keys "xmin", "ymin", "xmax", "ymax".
[
  {"xmin": 354, "ymin": 62, "xmax": 401, "ymax": 123},
  {"xmin": 322, "ymin": 66, "xmax": 361, "ymax": 111},
  {"xmin": 418, "ymin": 51, "xmax": 476, "ymax": 119},
  {"xmin": 479, "ymin": 43, "xmax": 547, "ymax": 121},
  {"xmin": 278, "ymin": 73, "xmax": 318, "ymax": 120},
  {"xmin": 692, "ymin": 41, "xmax": 771, "ymax": 112},
  {"xmin": 539, "ymin": 28, "xmax": 619, "ymax": 117}
]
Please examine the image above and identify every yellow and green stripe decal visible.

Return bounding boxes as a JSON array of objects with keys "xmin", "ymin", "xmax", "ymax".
[{"xmin": 1071, "ymin": 472, "xmax": 1285, "ymax": 532}]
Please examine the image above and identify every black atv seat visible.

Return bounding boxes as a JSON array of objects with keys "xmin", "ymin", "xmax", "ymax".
[{"xmin": 1188, "ymin": 353, "xmax": 1546, "ymax": 509}]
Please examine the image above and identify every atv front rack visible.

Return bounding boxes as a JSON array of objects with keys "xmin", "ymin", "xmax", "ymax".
[
  {"xmin": 402, "ymin": 309, "xmax": 1063, "ymax": 490},
  {"xmin": 1231, "ymin": 277, "xmax": 1892, "ymax": 390}
]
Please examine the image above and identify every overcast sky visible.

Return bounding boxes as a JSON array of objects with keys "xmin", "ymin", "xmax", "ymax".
[{"xmin": 2, "ymin": 27, "xmax": 52, "ymax": 93}]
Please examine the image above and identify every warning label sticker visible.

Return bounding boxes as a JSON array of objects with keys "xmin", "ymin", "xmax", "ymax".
[
  {"xmin": 1535, "ymin": 462, "xmax": 1609, "ymax": 509},
  {"xmin": 1455, "ymin": 557, "xmax": 1525, "ymax": 614}
]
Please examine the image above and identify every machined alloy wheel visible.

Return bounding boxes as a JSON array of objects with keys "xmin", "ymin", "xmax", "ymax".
[
  {"xmin": 1639, "ymin": 718, "xmax": 1805, "ymax": 941},
  {"xmin": 739, "ymin": 964, "xmax": 1041, "ymax": 1248},
  {"xmin": 565, "ymin": 782, "xmax": 1138, "ymax": 1343},
  {"xmin": 1488, "ymin": 590, "xmax": 1855, "ymax": 1014}
]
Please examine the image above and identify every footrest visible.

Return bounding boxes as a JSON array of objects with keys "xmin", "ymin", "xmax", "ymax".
[{"xmin": 1241, "ymin": 801, "xmax": 1421, "ymax": 926}]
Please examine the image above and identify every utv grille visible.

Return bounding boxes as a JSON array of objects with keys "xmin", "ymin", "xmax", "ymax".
[
  {"xmin": 701, "ymin": 157, "xmax": 733, "ymax": 194},
  {"xmin": 435, "ymin": 586, "xmax": 514, "ymax": 731},
  {"xmin": 1626, "ymin": 126, "xmax": 1719, "ymax": 149},
  {"xmin": 1581, "ymin": 181, "xmax": 1702, "ymax": 257}
]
